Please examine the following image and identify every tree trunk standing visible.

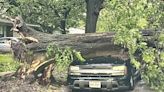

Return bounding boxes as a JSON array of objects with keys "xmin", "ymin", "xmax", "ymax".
[
  {"xmin": 60, "ymin": 8, "xmax": 71, "ymax": 34},
  {"xmin": 60, "ymin": 20, "xmax": 66, "ymax": 34},
  {"xmin": 85, "ymin": 0, "xmax": 104, "ymax": 33}
]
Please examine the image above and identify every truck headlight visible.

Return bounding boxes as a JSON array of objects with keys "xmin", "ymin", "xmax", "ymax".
[
  {"xmin": 112, "ymin": 66, "xmax": 126, "ymax": 71},
  {"xmin": 70, "ymin": 72, "xmax": 81, "ymax": 75},
  {"xmin": 112, "ymin": 66, "xmax": 127, "ymax": 75},
  {"xmin": 69, "ymin": 66, "xmax": 80, "ymax": 71}
]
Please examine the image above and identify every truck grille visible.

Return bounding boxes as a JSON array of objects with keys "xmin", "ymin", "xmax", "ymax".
[
  {"xmin": 79, "ymin": 64, "xmax": 113, "ymax": 69},
  {"xmin": 70, "ymin": 74, "xmax": 124, "ymax": 80},
  {"xmin": 80, "ymin": 73, "xmax": 112, "ymax": 77}
]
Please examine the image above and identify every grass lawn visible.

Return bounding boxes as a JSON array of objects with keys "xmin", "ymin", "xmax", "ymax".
[{"xmin": 0, "ymin": 54, "xmax": 20, "ymax": 72}]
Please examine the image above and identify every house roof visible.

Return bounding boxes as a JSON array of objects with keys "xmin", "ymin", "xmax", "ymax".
[
  {"xmin": 0, "ymin": 18, "xmax": 12, "ymax": 26},
  {"xmin": 0, "ymin": 18, "xmax": 41, "ymax": 28}
]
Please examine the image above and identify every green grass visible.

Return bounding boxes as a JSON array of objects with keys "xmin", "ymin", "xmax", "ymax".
[{"xmin": 0, "ymin": 54, "xmax": 20, "ymax": 72}]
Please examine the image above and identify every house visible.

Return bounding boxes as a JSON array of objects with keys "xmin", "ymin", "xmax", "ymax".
[
  {"xmin": 0, "ymin": 18, "xmax": 41, "ymax": 37},
  {"xmin": 0, "ymin": 19, "xmax": 13, "ymax": 37}
]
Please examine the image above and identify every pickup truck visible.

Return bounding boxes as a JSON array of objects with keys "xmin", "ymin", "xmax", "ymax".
[{"xmin": 67, "ymin": 56, "xmax": 141, "ymax": 92}]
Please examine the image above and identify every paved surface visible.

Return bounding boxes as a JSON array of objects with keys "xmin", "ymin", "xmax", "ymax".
[
  {"xmin": 128, "ymin": 80, "xmax": 154, "ymax": 92},
  {"xmin": 60, "ymin": 80, "xmax": 154, "ymax": 92}
]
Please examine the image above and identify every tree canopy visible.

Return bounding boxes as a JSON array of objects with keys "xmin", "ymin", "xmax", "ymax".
[
  {"xmin": 1, "ymin": 0, "xmax": 86, "ymax": 33},
  {"xmin": 97, "ymin": 0, "xmax": 163, "ymax": 91}
]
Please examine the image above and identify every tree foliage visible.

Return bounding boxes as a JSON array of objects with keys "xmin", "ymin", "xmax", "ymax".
[
  {"xmin": 46, "ymin": 44, "xmax": 85, "ymax": 72},
  {"xmin": 97, "ymin": 0, "xmax": 164, "ymax": 91},
  {"xmin": 2, "ymin": 0, "xmax": 85, "ymax": 33}
]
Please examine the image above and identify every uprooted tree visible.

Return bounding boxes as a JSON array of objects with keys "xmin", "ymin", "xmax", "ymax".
[
  {"xmin": 5, "ymin": 15, "xmax": 161, "ymax": 86},
  {"xmin": 1, "ymin": 15, "xmax": 87, "ymax": 85}
]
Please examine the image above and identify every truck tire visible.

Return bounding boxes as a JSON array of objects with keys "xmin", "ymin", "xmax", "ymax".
[
  {"xmin": 68, "ymin": 89, "xmax": 80, "ymax": 92},
  {"xmin": 128, "ymin": 76, "xmax": 135, "ymax": 90}
]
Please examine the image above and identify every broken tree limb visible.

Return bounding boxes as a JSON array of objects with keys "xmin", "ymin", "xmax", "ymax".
[
  {"xmin": 2, "ymin": 15, "xmax": 38, "ymax": 42},
  {"xmin": 34, "ymin": 58, "xmax": 55, "ymax": 72},
  {"xmin": 20, "ymin": 37, "xmax": 39, "ymax": 44},
  {"xmin": 26, "ymin": 57, "xmax": 55, "ymax": 75},
  {"xmin": 39, "ymin": 63, "xmax": 54, "ymax": 85},
  {"xmin": 33, "ymin": 58, "xmax": 55, "ymax": 85},
  {"xmin": 2, "ymin": 15, "xmax": 27, "ymax": 37}
]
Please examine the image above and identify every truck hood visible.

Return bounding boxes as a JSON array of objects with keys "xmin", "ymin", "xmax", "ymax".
[{"xmin": 78, "ymin": 64, "xmax": 122, "ymax": 69}]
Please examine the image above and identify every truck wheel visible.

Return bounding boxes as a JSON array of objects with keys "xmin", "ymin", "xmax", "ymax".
[
  {"xmin": 137, "ymin": 74, "xmax": 142, "ymax": 81},
  {"xmin": 69, "ymin": 89, "xmax": 79, "ymax": 92},
  {"xmin": 128, "ymin": 76, "xmax": 135, "ymax": 90}
]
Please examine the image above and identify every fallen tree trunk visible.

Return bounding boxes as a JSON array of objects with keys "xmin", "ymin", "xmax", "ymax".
[
  {"xmin": 25, "ymin": 27, "xmax": 158, "ymax": 61},
  {"xmin": 26, "ymin": 31, "xmax": 129, "ymax": 60}
]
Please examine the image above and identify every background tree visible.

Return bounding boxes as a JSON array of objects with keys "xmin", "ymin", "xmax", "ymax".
[
  {"xmin": 85, "ymin": 0, "xmax": 104, "ymax": 33},
  {"xmin": 6, "ymin": 0, "xmax": 85, "ymax": 34}
]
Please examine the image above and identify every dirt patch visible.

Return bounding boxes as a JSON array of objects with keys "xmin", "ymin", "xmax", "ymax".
[{"xmin": 0, "ymin": 74, "xmax": 62, "ymax": 92}]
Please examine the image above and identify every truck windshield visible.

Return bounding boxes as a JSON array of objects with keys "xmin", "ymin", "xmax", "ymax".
[{"xmin": 72, "ymin": 56, "xmax": 127, "ymax": 65}]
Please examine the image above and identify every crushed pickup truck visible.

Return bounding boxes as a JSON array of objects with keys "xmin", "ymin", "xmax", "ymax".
[{"xmin": 67, "ymin": 56, "xmax": 141, "ymax": 91}]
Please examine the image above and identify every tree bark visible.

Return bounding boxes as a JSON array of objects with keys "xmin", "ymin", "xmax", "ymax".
[
  {"xmin": 60, "ymin": 8, "xmax": 71, "ymax": 34},
  {"xmin": 26, "ymin": 29, "xmax": 129, "ymax": 60},
  {"xmin": 85, "ymin": 0, "xmax": 104, "ymax": 33}
]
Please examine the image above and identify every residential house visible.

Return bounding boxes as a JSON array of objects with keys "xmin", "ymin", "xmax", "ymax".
[
  {"xmin": 0, "ymin": 19, "xmax": 13, "ymax": 37},
  {"xmin": 0, "ymin": 18, "xmax": 41, "ymax": 37}
]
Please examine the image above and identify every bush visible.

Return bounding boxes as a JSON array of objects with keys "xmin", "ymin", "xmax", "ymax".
[{"xmin": 0, "ymin": 54, "xmax": 20, "ymax": 72}]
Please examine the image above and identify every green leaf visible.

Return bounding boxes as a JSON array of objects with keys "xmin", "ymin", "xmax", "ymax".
[{"xmin": 137, "ymin": 18, "xmax": 148, "ymax": 29}]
